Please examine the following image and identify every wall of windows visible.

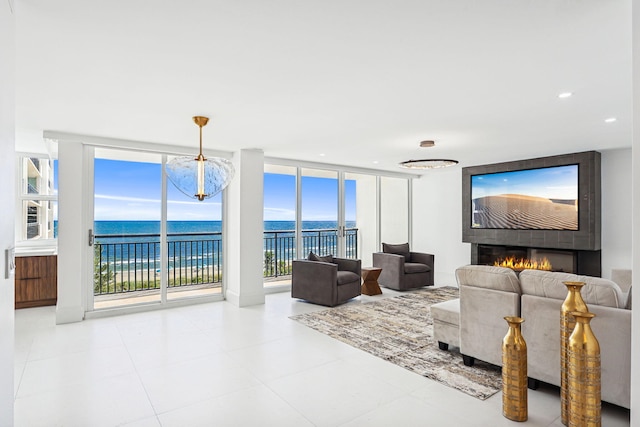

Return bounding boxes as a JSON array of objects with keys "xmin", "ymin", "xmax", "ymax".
[
  {"xmin": 15, "ymin": 155, "xmax": 57, "ymax": 244},
  {"xmin": 263, "ymin": 161, "xmax": 413, "ymax": 286}
]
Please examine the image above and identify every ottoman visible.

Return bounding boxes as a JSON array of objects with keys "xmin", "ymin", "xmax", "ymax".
[{"xmin": 430, "ymin": 298, "xmax": 460, "ymax": 351}]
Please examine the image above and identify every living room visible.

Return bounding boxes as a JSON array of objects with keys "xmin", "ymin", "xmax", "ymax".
[{"xmin": 1, "ymin": 1, "xmax": 639, "ymax": 426}]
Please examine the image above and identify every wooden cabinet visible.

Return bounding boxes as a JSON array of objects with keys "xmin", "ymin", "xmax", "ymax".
[{"xmin": 15, "ymin": 255, "xmax": 57, "ymax": 309}]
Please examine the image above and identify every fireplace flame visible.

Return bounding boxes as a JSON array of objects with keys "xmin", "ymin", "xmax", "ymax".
[{"xmin": 494, "ymin": 256, "xmax": 553, "ymax": 272}]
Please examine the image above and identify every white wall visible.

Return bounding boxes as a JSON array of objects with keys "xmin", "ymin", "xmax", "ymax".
[
  {"xmin": 56, "ymin": 141, "xmax": 88, "ymax": 323},
  {"xmin": 226, "ymin": 149, "xmax": 266, "ymax": 307},
  {"xmin": 0, "ymin": 1, "xmax": 15, "ymax": 425},
  {"xmin": 630, "ymin": 0, "xmax": 639, "ymax": 421},
  {"xmin": 412, "ymin": 148, "xmax": 633, "ymax": 287},
  {"xmin": 412, "ymin": 166, "xmax": 469, "ymax": 286},
  {"xmin": 601, "ymin": 148, "xmax": 633, "ymax": 279}
]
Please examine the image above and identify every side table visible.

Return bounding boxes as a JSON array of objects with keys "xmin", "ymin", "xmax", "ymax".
[{"xmin": 361, "ymin": 267, "xmax": 382, "ymax": 296}]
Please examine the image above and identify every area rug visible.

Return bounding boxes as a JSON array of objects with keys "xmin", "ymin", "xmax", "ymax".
[{"xmin": 290, "ymin": 286, "xmax": 501, "ymax": 400}]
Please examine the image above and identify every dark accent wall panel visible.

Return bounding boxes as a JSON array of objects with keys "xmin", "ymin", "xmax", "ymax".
[{"xmin": 462, "ymin": 151, "xmax": 601, "ymax": 251}]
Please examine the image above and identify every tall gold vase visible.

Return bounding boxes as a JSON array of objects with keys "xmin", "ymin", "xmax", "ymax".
[
  {"xmin": 561, "ymin": 281, "xmax": 588, "ymax": 425},
  {"xmin": 567, "ymin": 311, "xmax": 601, "ymax": 427},
  {"xmin": 502, "ymin": 316, "xmax": 527, "ymax": 422}
]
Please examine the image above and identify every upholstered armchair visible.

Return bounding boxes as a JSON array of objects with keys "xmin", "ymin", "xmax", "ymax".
[
  {"xmin": 291, "ymin": 253, "xmax": 362, "ymax": 307},
  {"xmin": 373, "ymin": 243, "xmax": 434, "ymax": 290}
]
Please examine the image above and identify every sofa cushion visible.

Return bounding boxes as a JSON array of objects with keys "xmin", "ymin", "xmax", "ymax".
[
  {"xmin": 404, "ymin": 262, "xmax": 431, "ymax": 274},
  {"xmin": 455, "ymin": 265, "xmax": 521, "ymax": 294},
  {"xmin": 382, "ymin": 242, "xmax": 410, "ymax": 262},
  {"xmin": 337, "ymin": 271, "xmax": 360, "ymax": 285},
  {"xmin": 519, "ymin": 269, "xmax": 625, "ymax": 308},
  {"xmin": 308, "ymin": 252, "xmax": 333, "ymax": 263},
  {"xmin": 627, "ymin": 287, "xmax": 632, "ymax": 310},
  {"xmin": 431, "ymin": 298, "xmax": 460, "ymax": 325}
]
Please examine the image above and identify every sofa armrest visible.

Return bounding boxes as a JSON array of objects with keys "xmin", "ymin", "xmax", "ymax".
[
  {"xmin": 291, "ymin": 260, "xmax": 338, "ymax": 305},
  {"xmin": 334, "ymin": 257, "xmax": 361, "ymax": 275},
  {"xmin": 373, "ymin": 252, "xmax": 404, "ymax": 287},
  {"xmin": 373, "ymin": 252, "xmax": 404, "ymax": 271},
  {"xmin": 410, "ymin": 252, "xmax": 434, "ymax": 269}
]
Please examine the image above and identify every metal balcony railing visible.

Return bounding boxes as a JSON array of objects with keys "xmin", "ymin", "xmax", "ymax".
[{"xmin": 94, "ymin": 228, "xmax": 358, "ymax": 295}]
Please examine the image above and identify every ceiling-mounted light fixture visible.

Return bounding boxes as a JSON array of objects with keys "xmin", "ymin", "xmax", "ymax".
[
  {"xmin": 166, "ymin": 116, "xmax": 235, "ymax": 201},
  {"xmin": 399, "ymin": 159, "xmax": 459, "ymax": 169},
  {"xmin": 399, "ymin": 140, "xmax": 457, "ymax": 169}
]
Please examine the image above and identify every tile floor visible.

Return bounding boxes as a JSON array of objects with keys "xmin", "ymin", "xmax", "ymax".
[{"xmin": 14, "ymin": 289, "xmax": 630, "ymax": 427}]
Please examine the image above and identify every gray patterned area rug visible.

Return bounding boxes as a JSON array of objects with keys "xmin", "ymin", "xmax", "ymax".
[{"xmin": 290, "ymin": 286, "xmax": 501, "ymax": 400}]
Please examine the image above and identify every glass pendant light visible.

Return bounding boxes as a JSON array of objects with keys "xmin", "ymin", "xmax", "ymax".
[{"xmin": 166, "ymin": 116, "xmax": 235, "ymax": 201}]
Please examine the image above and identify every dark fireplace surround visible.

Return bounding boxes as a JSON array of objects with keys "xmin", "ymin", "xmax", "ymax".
[{"xmin": 462, "ymin": 151, "xmax": 602, "ymax": 277}]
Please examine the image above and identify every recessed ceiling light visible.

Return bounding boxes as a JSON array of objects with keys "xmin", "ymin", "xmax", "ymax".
[
  {"xmin": 372, "ymin": 160, "xmax": 379, "ymax": 164},
  {"xmin": 420, "ymin": 140, "xmax": 435, "ymax": 148},
  {"xmin": 604, "ymin": 117, "xmax": 617, "ymax": 123},
  {"xmin": 319, "ymin": 153, "xmax": 326, "ymax": 157},
  {"xmin": 558, "ymin": 92, "xmax": 573, "ymax": 99}
]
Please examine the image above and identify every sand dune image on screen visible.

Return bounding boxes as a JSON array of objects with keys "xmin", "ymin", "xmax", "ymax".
[{"xmin": 472, "ymin": 194, "xmax": 578, "ymax": 230}]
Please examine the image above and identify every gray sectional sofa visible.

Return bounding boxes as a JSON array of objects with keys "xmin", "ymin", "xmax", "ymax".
[{"xmin": 453, "ymin": 265, "xmax": 631, "ymax": 409}]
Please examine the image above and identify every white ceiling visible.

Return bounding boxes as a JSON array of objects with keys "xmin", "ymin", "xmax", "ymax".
[{"xmin": 15, "ymin": 0, "xmax": 632, "ymax": 174}]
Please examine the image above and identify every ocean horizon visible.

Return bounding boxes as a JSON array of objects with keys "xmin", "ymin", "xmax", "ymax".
[{"xmin": 91, "ymin": 220, "xmax": 356, "ymax": 237}]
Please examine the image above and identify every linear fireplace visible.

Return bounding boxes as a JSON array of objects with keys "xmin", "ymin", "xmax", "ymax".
[
  {"xmin": 471, "ymin": 244, "xmax": 601, "ymax": 276},
  {"xmin": 462, "ymin": 151, "xmax": 602, "ymax": 277}
]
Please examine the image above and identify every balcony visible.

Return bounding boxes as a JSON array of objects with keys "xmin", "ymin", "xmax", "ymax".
[{"xmin": 93, "ymin": 228, "xmax": 358, "ymax": 307}]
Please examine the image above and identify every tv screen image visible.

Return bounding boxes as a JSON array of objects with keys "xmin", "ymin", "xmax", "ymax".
[{"xmin": 471, "ymin": 164, "xmax": 578, "ymax": 231}]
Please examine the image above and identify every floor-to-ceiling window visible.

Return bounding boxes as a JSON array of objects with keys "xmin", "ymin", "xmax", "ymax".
[
  {"xmin": 263, "ymin": 161, "xmax": 412, "ymax": 287},
  {"xmin": 91, "ymin": 148, "xmax": 224, "ymax": 310},
  {"xmin": 263, "ymin": 165, "xmax": 297, "ymax": 286}
]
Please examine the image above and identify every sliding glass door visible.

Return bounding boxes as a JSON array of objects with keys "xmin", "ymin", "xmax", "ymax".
[
  {"xmin": 92, "ymin": 149, "xmax": 162, "ymax": 309},
  {"xmin": 90, "ymin": 148, "xmax": 225, "ymax": 310}
]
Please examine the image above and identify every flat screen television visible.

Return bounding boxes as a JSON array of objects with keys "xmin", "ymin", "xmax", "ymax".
[
  {"xmin": 471, "ymin": 164, "xmax": 579, "ymax": 231},
  {"xmin": 461, "ymin": 151, "xmax": 601, "ymax": 251}
]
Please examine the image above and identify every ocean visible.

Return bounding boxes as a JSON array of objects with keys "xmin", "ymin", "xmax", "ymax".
[
  {"xmin": 93, "ymin": 220, "xmax": 356, "ymax": 237},
  {"xmin": 89, "ymin": 221, "xmax": 357, "ymax": 269}
]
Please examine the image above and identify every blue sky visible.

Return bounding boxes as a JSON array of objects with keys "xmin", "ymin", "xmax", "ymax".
[
  {"xmin": 93, "ymin": 159, "xmax": 356, "ymax": 221},
  {"xmin": 471, "ymin": 164, "xmax": 578, "ymax": 200}
]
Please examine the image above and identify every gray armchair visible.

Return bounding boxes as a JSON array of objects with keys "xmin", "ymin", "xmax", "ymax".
[
  {"xmin": 291, "ymin": 254, "xmax": 362, "ymax": 307},
  {"xmin": 373, "ymin": 243, "xmax": 434, "ymax": 290}
]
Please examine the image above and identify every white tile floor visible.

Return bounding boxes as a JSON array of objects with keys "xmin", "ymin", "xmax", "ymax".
[{"xmin": 14, "ymin": 290, "xmax": 631, "ymax": 427}]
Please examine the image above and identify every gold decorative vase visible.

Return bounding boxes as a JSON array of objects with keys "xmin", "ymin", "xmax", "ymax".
[
  {"xmin": 502, "ymin": 316, "xmax": 527, "ymax": 422},
  {"xmin": 561, "ymin": 281, "xmax": 588, "ymax": 425},
  {"xmin": 567, "ymin": 311, "xmax": 601, "ymax": 427}
]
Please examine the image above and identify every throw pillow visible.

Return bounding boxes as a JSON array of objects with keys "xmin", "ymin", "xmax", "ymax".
[
  {"xmin": 382, "ymin": 242, "xmax": 410, "ymax": 262},
  {"xmin": 308, "ymin": 251, "xmax": 333, "ymax": 263}
]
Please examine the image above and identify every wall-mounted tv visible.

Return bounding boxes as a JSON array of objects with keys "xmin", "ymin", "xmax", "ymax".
[
  {"xmin": 461, "ymin": 151, "xmax": 601, "ymax": 251},
  {"xmin": 471, "ymin": 164, "xmax": 578, "ymax": 231}
]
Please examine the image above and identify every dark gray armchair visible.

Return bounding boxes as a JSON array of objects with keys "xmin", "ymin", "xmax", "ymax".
[
  {"xmin": 291, "ymin": 254, "xmax": 362, "ymax": 307},
  {"xmin": 373, "ymin": 243, "xmax": 434, "ymax": 290}
]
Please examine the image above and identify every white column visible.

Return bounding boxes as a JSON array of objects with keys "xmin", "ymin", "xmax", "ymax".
[
  {"xmin": 56, "ymin": 140, "xmax": 87, "ymax": 323},
  {"xmin": 225, "ymin": 149, "xmax": 265, "ymax": 307},
  {"xmin": 0, "ymin": 2, "xmax": 15, "ymax": 424},
  {"xmin": 630, "ymin": 0, "xmax": 640, "ymax": 422}
]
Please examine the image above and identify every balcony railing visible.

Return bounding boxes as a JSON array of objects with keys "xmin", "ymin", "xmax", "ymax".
[
  {"xmin": 94, "ymin": 228, "xmax": 358, "ymax": 295},
  {"xmin": 263, "ymin": 228, "xmax": 358, "ymax": 278}
]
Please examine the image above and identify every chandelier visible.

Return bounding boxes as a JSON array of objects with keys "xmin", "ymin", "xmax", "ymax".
[{"xmin": 166, "ymin": 116, "xmax": 235, "ymax": 201}]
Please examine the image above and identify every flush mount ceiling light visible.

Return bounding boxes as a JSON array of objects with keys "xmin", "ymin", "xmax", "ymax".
[
  {"xmin": 399, "ymin": 159, "xmax": 459, "ymax": 169},
  {"xmin": 165, "ymin": 116, "xmax": 235, "ymax": 201},
  {"xmin": 558, "ymin": 92, "xmax": 573, "ymax": 98},
  {"xmin": 604, "ymin": 117, "xmax": 617, "ymax": 123}
]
